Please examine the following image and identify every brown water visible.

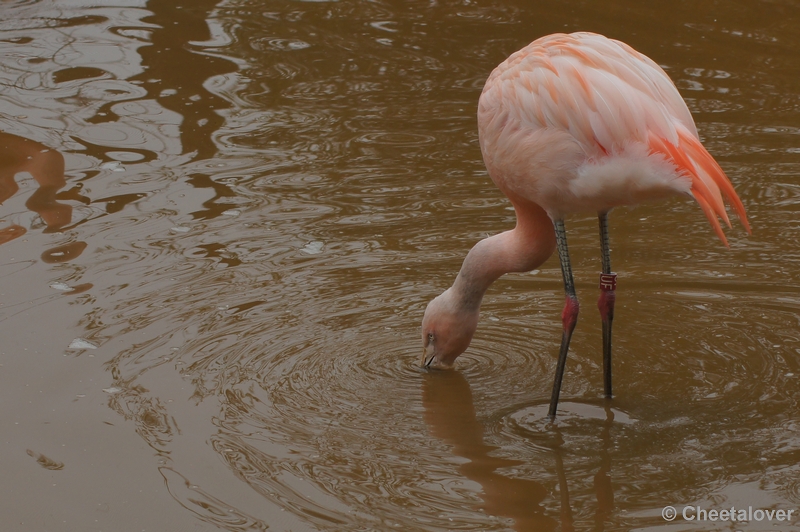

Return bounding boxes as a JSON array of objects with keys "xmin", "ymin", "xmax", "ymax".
[{"xmin": 1, "ymin": 0, "xmax": 798, "ymax": 530}]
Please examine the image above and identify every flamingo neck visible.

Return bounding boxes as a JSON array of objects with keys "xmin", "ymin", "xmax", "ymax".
[{"xmin": 450, "ymin": 201, "xmax": 556, "ymax": 311}]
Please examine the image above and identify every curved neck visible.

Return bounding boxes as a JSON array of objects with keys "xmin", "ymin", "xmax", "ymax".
[{"xmin": 450, "ymin": 200, "xmax": 556, "ymax": 311}]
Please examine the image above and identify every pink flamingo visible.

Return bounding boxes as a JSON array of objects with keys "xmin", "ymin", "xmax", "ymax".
[{"xmin": 421, "ymin": 32, "xmax": 750, "ymax": 418}]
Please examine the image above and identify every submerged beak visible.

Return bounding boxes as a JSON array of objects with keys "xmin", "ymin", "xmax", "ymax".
[{"xmin": 422, "ymin": 344, "xmax": 435, "ymax": 368}]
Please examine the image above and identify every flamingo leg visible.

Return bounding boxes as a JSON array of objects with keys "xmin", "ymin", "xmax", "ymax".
[
  {"xmin": 597, "ymin": 212, "xmax": 616, "ymax": 399},
  {"xmin": 549, "ymin": 220, "xmax": 579, "ymax": 419}
]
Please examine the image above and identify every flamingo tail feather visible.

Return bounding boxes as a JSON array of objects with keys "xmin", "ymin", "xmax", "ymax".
[{"xmin": 647, "ymin": 130, "xmax": 750, "ymax": 245}]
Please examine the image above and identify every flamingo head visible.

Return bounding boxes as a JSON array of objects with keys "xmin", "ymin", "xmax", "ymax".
[{"xmin": 421, "ymin": 289, "xmax": 479, "ymax": 369}]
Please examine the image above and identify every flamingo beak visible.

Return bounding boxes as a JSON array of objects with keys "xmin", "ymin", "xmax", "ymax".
[{"xmin": 422, "ymin": 344, "xmax": 435, "ymax": 368}]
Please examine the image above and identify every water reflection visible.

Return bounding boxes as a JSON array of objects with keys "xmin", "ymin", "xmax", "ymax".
[
  {"xmin": 422, "ymin": 370, "xmax": 618, "ymax": 531},
  {"xmin": 0, "ymin": 0, "xmax": 241, "ymax": 232},
  {"xmin": 0, "ymin": 131, "xmax": 92, "ymax": 269},
  {"xmin": 0, "ymin": 132, "xmax": 69, "ymax": 236},
  {"xmin": 126, "ymin": 0, "xmax": 241, "ymax": 220},
  {"xmin": 592, "ymin": 410, "xmax": 614, "ymax": 530},
  {"xmin": 126, "ymin": 0, "xmax": 236, "ymax": 163},
  {"xmin": 423, "ymin": 370, "xmax": 555, "ymax": 530}
]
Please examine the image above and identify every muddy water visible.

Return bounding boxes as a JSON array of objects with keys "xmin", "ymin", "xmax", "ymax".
[{"xmin": 0, "ymin": 0, "xmax": 798, "ymax": 530}]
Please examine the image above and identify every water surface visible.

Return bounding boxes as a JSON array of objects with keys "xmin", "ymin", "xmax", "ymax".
[{"xmin": 1, "ymin": 0, "xmax": 799, "ymax": 530}]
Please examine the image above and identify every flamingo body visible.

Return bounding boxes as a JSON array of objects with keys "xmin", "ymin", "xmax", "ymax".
[
  {"xmin": 422, "ymin": 33, "xmax": 750, "ymax": 411},
  {"xmin": 478, "ymin": 32, "xmax": 748, "ymax": 240}
]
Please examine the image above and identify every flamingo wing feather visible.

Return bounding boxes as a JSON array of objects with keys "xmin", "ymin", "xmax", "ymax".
[{"xmin": 479, "ymin": 32, "xmax": 749, "ymax": 243}]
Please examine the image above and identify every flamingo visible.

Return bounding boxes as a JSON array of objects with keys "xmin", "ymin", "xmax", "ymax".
[{"xmin": 421, "ymin": 32, "xmax": 750, "ymax": 418}]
